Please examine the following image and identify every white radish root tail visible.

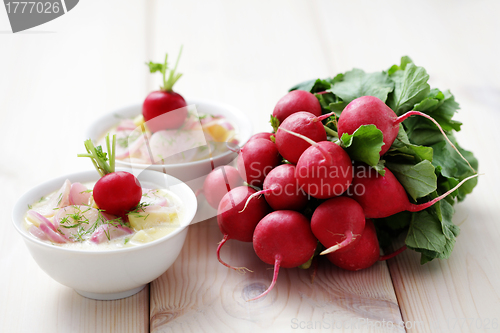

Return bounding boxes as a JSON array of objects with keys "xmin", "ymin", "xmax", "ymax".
[
  {"xmin": 320, "ymin": 231, "xmax": 354, "ymax": 255},
  {"xmin": 246, "ymin": 256, "xmax": 281, "ymax": 302},
  {"xmin": 238, "ymin": 190, "xmax": 271, "ymax": 213},
  {"xmin": 278, "ymin": 127, "xmax": 333, "ymax": 164},
  {"xmin": 217, "ymin": 235, "xmax": 253, "ymax": 273},
  {"xmin": 279, "ymin": 127, "xmax": 318, "ymax": 146},
  {"xmin": 408, "ymin": 173, "xmax": 482, "ymax": 212},
  {"xmin": 239, "ymin": 189, "xmax": 272, "ymax": 213},
  {"xmin": 313, "ymin": 112, "xmax": 335, "ymax": 123},
  {"xmin": 396, "ymin": 111, "xmax": 476, "ymax": 173}
]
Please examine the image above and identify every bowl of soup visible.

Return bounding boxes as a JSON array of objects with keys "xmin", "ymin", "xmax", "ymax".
[
  {"xmin": 86, "ymin": 99, "xmax": 253, "ymax": 185},
  {"xmin": 12, "ymin": 168, "xmax": 197, "ymax": 300}
]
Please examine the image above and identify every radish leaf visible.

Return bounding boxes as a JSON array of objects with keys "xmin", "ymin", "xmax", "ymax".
[
  {"xmin": 386, "ymin": 160, "xmax": 437, "ymax": 200},
  {"xmin": 405, "ymin": 210, "xmax": 447, "ymax": 254},
  {"xmin": 340, "ymin": 125, "xmax": 384, "ymax": 169},
  {"xmin": 329, "ymin": 69, "xmax": 394, "ymax": 104},
  {"xmin": 387, "ymin": 62, "xmax": 430, "ymax": 115}
]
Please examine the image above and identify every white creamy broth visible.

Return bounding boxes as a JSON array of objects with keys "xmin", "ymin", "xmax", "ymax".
[
  {"xmin": 25, "ymin": 180, "xmax": 185, "ymax": 250},
  {"xmin": 106, "ymin": 110, "xmax": 239, "ymax": 165}
]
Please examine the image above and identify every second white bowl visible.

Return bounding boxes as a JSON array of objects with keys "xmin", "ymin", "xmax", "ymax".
[{"xmin": 85, "ymin": 99, "xmax": 252, "ymax": 183}]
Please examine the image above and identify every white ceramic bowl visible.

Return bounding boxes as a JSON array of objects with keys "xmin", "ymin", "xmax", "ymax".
[
  {"xmin": 12, "ymin": 169, "xmax": 197, "ymax": 300},
  {"xmin": 85, "ymin": 99, "xmax": 253, "ymax": 183}
]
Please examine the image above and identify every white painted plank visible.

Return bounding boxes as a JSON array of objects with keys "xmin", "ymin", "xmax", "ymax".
[{"xmin": 0, "ymin": 1, "xmax": 150, "ymax": 332}]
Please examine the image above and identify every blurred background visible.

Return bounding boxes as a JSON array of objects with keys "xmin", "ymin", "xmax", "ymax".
[{"xmin": 1, "ymin": 1, "xmax": 499, "ymax": 331}]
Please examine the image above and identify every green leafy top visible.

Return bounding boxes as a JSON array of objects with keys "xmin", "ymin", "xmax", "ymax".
[
  {"xmin": 78, "ymin": 134, "xmax": 116, "ymax": 177},
  {"xmin": 330, "ymin": 69, "xmax": 394, "ymax": 105},
  {"xmin": 339, "ymin": 125, "xmax": 385, "ymax": 174},
  {"xmin": 270, "ymin": 115, "xmax": 280, "ymax": 133},
  {"xmin": 289, "ymin": 56, "xmax": 479, "ymax": 264},
  {"xmin": 147, "ymin": 46, "xmax": 183, "ymax": 92}
]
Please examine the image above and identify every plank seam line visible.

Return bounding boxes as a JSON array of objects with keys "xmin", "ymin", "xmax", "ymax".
[
  {"xmin": 386, "ymin": 260, "xmax": 407, "ymax": 333},
  {"xmin": 148, "ymin": 284, "xmax": 151, "ymax": 333}
]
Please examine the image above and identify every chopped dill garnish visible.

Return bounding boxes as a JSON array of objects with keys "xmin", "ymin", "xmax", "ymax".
[
  {"xmin": 56, "ymin": 193, "xmax": 63, "ymax": 206},
  {"xmin": 117, "ymin": 131, "xmax": 141, "ymax": 148},
  {"xmin": 128, "ymin": 202, "xmax": 151, "ymax": 214},
  {"xmin": 61, "ymin": 208, "xmax": 129, "ymax": 242},
  {"xmin": 27, "ymin": 204, "xmax": 33, "ymax": 209}
]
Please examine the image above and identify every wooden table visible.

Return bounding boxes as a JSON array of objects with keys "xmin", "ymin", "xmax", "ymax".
[{"xmin": 1, "ymin": 1, "xmax": 499, "ymax": 332}]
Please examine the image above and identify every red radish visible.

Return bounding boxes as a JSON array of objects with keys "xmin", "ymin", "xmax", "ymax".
[
  {"xmin": 78, "ymin": 135, "xmax": 142, "ymax": 217},
  {"xmin": 248, "ymin": 132, "xmax": 273, "ymax": 143},
  {"xmin": 349, "ymin": 164, "xmax": 479, "ymax": 219},
  {"xmin": 280, "ymin": 128, "xmax": 353, "ymax": 199},
  {"xmin": 311, "ymin": 197, "xmax": 365, "ymax": 255},
  {"xmin": 273, "ymin": 90, "xmax": 322, "ymax": 123},
  {"xmin": 143, "ymin": 47, "xmax": 188, "ymax": 132},
  {"xmin": 237, "ymin": 138, "xmax": 281, "ymax": 188},
  {"xmin": 338, "ymin": 96, "xmax": 475, "ymax": 171},
  {"xmin": 241, "ymin": 164, "xmax": 308, "ymax": 212},
  {"xmin": 338, "ymin": 96, "xmax": 397, "ymax": 156},
  {"xmin": 326, "ymin": 219, "xmax": 380, "ymax": 271},
  {"xmin": 201, "ymin": 166, "xmax": 243, "ymax": 209},
  {"xmin": 217, "ymin": 186, "xmax": 271, "ymax": 272},
  {"xmin": 275, "ymin": 111, "xmax": 331, "ymax": 164},
  {"xmin": 93, "ymin": 172, "xmax": 142, "ymax": 216},
  {"xmin": 249, "ymin": 210, "xmax": 317, "ymax": 301}
]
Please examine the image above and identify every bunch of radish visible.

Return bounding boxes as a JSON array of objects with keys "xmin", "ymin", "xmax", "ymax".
[{"xmin": 210, "ymin": 82, "xmax": 478, "ymax": 301}]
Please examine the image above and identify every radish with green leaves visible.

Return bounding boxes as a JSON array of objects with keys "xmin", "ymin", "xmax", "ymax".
[
  {"xmin": 326, "ymin": 219, "xmax": 380, "ymax": 271},
  {"xmin": 279, "ymin": 128, "xmax": 353, "ymax": 199},
  {"xmin": 248, "ymin": 132, "xmax": 273, "ymax": 143},
  {"xmin": 201, "ymin": 166, "xmax": 243, "ymax": 209},
  {"xmin": 311, "ymin": 197, "xmax": 365, "ymax": 255},
  {"xmin": 338, "ymin": 96, "xmax": 475, "ymax": 171},
  {"xmin": 217, "ymin": 186, "xmax": 271, "ymax": 272},
  {"xmin": 249, "ymin": 210, "xmax": 317, "ymax": 301},
  {"xmin": 275, "ymin": 111, "xmax": 332, "ymax": 164},
  {"xmin": 349, "ymin": 164, "xmax": 479, "ymax": 219},
  {"xmin": 237, "ymin": 138, "xmax": 281, "ymax": 188},
  {"xmin": 143, "ymin": 47, "xmax": 187, "ymax": 132},
  {"xmin": 241, "ymin": 164, "xmax": 308, "ymax": 212},
  {"xmin": 78, "ymin": 134, "xmax": 142, "ymax": 217},
  {"xmin": 272, "ymin": 90, "xmax": 322, "ymax": 123}
]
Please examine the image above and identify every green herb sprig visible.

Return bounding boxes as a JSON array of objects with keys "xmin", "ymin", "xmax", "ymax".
[
  {"xmin": 78, "ymin": 134, "xmax": 116, "ymax": 177},
  {"xmin": 147, "ymin": 46, "xmax": 183, "ymax": 92}
]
